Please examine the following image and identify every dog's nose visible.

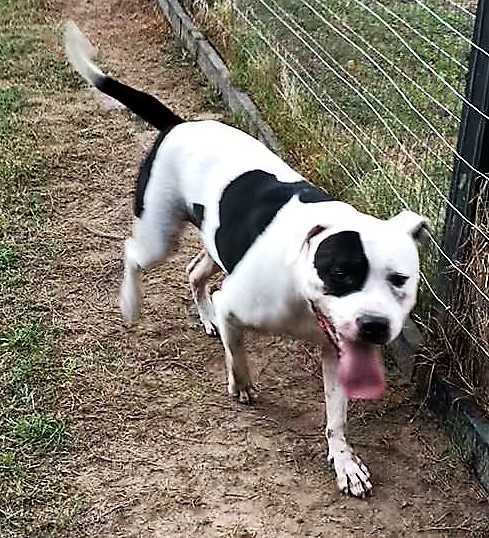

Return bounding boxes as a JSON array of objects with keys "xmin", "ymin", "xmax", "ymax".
[{"xmin": 357, "ymin": 314, "xmax": 390, "ymax": 345}]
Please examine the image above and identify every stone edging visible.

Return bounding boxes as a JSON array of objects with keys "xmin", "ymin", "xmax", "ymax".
[
  {"xmin": 427, "ymin": 373, "xmax": 489, "ymax": 490},
  {"xmin": 157, "ymin": 0, "xmax": 280, "ymax": 153},
  {"xmin": 156, "ymin": 0, "xmax": 489, "ymax": 493}
]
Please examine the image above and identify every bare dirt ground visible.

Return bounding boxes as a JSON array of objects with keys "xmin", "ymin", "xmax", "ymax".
[{"xmin": 34, "ymin": 0, "xmax": 489, "ymax": 535}]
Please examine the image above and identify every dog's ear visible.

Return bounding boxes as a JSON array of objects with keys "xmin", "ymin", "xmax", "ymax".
[
  {"xmin": 285, "ymin": 224, "xmax": 326, "ymax": 266},
  {"xmin": 389, "ymin": 210, "xmax": 430, "ymax": 244}
]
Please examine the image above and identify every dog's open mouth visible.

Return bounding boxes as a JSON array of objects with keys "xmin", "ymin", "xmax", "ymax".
[{"xmin": 311, "ymin": 302, "xmax": 385, "ymax": 400}]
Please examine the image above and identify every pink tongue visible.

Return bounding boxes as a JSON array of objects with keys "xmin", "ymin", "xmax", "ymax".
[{"xmin": 338, "ymin": 341, "xmax": 385, "ymax": 400}]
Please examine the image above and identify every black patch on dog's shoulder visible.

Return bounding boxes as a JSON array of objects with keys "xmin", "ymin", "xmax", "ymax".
[
  {"xmin": 216, "ymin": 170, "xmax": 333, "ymax": 273},
  {"xmin": 314, "ymin": 231, "xmax": 369, "ymax": 297},
  {"xmin": 135, "ymin": 128, "xmax": 174, "ymax": 218},
  {"xmin": 188, "ymin": 203, "xmax": 205, "ymax": 229}
]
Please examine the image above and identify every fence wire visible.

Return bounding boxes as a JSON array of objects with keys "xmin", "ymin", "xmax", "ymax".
[
  {"xmin": 227, "ymin": 0, "xmax": 489, "ymax": 358},
  {"xmin": 215, "ymin": 0, "xmax": 488, "ymax": 363}
]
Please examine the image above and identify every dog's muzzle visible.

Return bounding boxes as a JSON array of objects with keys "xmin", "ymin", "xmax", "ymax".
[{"xmin": 310, "ymin": 302, "xmax": 385, "ymax": 400}]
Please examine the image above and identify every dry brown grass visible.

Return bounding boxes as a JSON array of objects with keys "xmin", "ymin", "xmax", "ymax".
[{"xmin": 427, "ymin": 202, "xmax": 489, "ymax": 412}]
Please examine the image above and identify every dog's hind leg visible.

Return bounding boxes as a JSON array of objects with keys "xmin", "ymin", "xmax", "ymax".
[
  {"xmin": 212, "ymin": 290, "xmax": 255, "ymax": 404},
  {"xmin": 186, "ymin": 249, "xmax": 220, "ymax": 336},
  {"xmin": 120, "ymin": 205, "xmax": 184, "ymax": 324}
]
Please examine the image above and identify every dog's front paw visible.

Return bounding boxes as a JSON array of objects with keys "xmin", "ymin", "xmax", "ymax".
[
  {"xmin": 328, "ymin": 451, "xmax": 372, "ymax": 498},
  {"xmin": 228, "ymin": 379, "xmax": 256, "ymax": 404}
]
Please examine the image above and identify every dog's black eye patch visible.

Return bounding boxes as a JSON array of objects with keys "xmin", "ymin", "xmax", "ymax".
[
  {"xmin": 388, "ymin": 273, "xmax": 408, "ymax": 288},
  {"xmin": 314, "ymin": 231, "xmax": 368, "ymax": 297}
]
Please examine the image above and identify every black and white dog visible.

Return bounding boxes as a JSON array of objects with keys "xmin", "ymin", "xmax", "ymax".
[{"xmin": 65, "ymin": 22, "xmax": 427, "ymax": 497}]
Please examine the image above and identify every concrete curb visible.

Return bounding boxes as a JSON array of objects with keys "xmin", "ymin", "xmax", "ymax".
[
  {"xmin": 157, "ymin": 0, "xmax": 280, "ymax": 153},
  {"xmin": 156, "ymin": 0, "xmax": 489, "ymax": 493}
]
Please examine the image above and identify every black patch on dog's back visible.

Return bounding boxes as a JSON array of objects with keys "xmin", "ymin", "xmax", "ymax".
[
  {"xmin": 135, "ymin": 128, "xmax": 174, "ymax": 218},
  {"xmin": 216, "ymin": 170, "xmax": 333, "ymax": 273},
  {"xmin": 314, "ymin": 231, "xmax": 369, "ymax": 297}
]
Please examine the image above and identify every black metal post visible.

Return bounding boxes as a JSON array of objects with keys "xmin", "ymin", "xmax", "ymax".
[{"xmin": 441, "ymin": 0, "xmax": 489, "ymax": 274}]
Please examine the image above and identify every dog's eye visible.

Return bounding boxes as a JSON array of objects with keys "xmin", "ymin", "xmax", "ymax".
[
  {"xmin": 388, "ymin": 273, "xmax": 408, "ymax": 288},
  {"xmin": 332, "ymin": 268, "xmax": 348, "ymax": 281},
  {"xmin": 331, "ymin": 267, "xmax": 354, "ymax": 286}
]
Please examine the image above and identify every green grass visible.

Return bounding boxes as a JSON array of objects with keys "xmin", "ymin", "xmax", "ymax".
[
  {"xmin": 0, "ymin": 242, "xmax": 18, "ymax": 271},
  {"xmin": 0, "ymin": 87, "xmax": 26, "ymax": 136},
  {"xmin": 9, "ymin": 414, "xmax": 67, "ymax": 450},
  {"xmin": 0, "ymin": 320, "xmax": 62, "ymax": 435},
  {"xmin": 0, "ymin": 0, "xmax": 84, "ymax": 535},
  {"xmin": 244, "ymin": 0, "xmax": 470, "ymax": 136},
  {"xmin": 0, "ymin": 318, "xmax": 72, "ymax": 535}
]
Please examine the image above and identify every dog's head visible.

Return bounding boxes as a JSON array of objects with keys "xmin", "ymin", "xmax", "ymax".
[{"xmin": 294, "ymin": 208, "xmax": 428, "ymax": 400}]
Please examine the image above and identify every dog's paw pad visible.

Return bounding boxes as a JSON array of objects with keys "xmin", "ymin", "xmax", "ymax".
[{"xmin": 332, "ymin": 453, "xmax": 372, "ymax": 498}]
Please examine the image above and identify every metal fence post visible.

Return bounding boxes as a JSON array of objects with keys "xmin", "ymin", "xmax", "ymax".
[{"xmin": 441, "ymin": 0, "xmax": 489, "ymax": 279}]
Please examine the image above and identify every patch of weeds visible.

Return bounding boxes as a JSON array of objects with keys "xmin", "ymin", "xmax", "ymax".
[
  {"xmin": 77, "ymin": 345, "xmax": 126, "ymax": 371},
  {"xmin": 0, "ymin": 243, "xmax": 22, "ymax": 289},
  {"xmin": 0, "ymin": 4, "xmax": 81, "ymax": 90},
  {"xmin": 9, "ymin": 414, "xmax": 67, "ymax": 451},
  {"xmin": 440, "ymin": 413, "xmax": 476, "ymax": 466},
  {"xmin": 0, "ymin": 242, "xmax": 18, "ymax": 271},
  {"xmin": 1, "ymin": 319, "xmax": 46, "ymax": 355},
  {"xmin": 0, "ymin": 451, "xmax": 18, "ymax": 472},
  {"xmin": 0, "ymin": 318, "xmax": 73, "ymax": 535},
  {"xmin": 0, "ymin": 321, "xmax": 57, "ymax": 412},
  {"xmin": 0, "ymin": 87, "xmax": 26, "ymax": 136},
  {"xmin": 5, "ymin": 41, "xmax": 83, "ymax": 92},
  {"xmin": 29, "ymin": 52, "xmax": 83, "ymax": 92},
  {"xmin": 62, "ymin": 355, "xmax": 80, "ymax": 378},
  {"xmin": 0, "ymin": 0, "xmax": 48, "ymax": 17},
  {"xmin": 0, "ymin": 142, "xmax": 47, "ymax": 239},
  {"xmin": 0, "ymin": 32, "xmax": 37, "ymax": 79}
]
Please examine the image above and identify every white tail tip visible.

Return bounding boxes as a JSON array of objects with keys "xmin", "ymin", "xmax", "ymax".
[{"xmin": 64, "ymin": 20, "xmax": 104, "ymax": 86}]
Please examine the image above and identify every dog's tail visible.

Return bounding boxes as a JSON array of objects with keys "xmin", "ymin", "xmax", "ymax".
[{"xmin": 64, "ymin": 21, "xmax": 184, "ymax": 131}]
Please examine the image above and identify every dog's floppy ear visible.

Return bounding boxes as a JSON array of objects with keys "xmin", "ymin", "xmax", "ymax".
[
  {"xmin": 285, "ymin": 224, "xmax": 326, "ymax": 266},
  {"xmin": 389, "ymin": 210, "xmax": 430, "ymax": 244}
]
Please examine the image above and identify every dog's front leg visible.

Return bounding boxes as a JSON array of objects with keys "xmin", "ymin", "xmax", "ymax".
[
  {"xmin": 322, "ymin": 350, "xmax": 372, "ymax": 497},
  {"xmin": 213, "ymin": 290, "xmax": 255, "ymax": 404}
]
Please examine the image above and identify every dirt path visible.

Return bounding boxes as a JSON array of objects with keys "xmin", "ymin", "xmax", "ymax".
[{"xmin": 34, "ymin": 0, "xmax": 488, "ymax": 535}]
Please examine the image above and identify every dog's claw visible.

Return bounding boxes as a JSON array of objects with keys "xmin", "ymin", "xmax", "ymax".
[
  {"xmin": 229, "ymin": 383, "xmax": 256, "ymax": 405},
  {"xmin": 238, "ymin": 387, "xmax": 254, "ymax": 404},
  {"xmin": 330, "ymin": 452, "xmax": 372, "ymax": 498},
  {"xmin": 203, "ymin": 320, "xmax": 218, "ymax": 337}
]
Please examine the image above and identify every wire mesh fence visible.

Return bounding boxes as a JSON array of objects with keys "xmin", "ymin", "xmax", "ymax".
[{"xmin": 187, "ymin": 0, "xmax": 488, "ymax": 405}]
